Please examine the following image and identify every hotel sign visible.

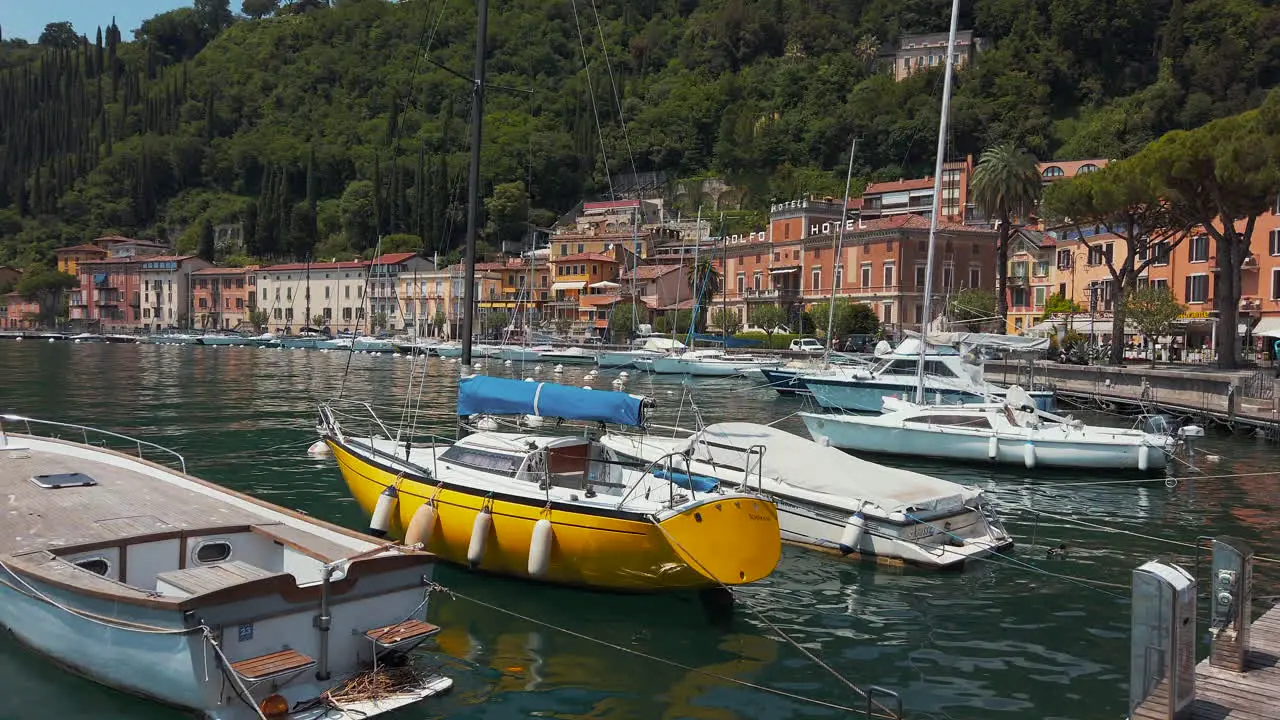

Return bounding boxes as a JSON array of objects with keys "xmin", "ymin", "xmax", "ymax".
[{"xmin": 1177, "ymin": 310, "xmax": 1214, "ymax": 320}]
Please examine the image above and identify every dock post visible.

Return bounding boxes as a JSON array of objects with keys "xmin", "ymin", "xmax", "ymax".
[
  {"xmin": 1208, "ymin": 537, "xmax": 1254, "ymax": 672},
  {"xmin": 1129, "ymin": 561, "xmax": 1197, "ymax": 720}
]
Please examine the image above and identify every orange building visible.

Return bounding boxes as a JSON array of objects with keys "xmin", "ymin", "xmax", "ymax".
[
  {"xmin": 548, "ymin": 252, "xmax": 622, "ymax": 322},
  {"xmin": 191, "ymin": 266, "xmax": 258, "ymax": 330}
]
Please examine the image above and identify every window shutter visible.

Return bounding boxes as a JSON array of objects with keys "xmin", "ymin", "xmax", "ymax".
[{"xmin": 1184, "ymin": 275, "xmax": 1192, "ymax": 302}]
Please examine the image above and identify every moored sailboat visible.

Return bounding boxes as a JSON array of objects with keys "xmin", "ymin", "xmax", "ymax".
[{"xmin": 318, "ymin": 377, "xmax": 782, "ymax": 591}]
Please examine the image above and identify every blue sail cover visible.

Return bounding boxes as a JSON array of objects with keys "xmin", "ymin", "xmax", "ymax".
[{"xmin": 457, "ymin": 376, "xmax": 646, "ymax": 426}]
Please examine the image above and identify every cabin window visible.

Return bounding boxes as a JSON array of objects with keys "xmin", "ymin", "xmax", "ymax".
[
  {"xmin": 439, "ymin": 446, "xmax": 522, "ymax": 476},
  {"xmin": 194, "ymin": 540, "xmax": 233, "ymax": 565},
  {"xmin": 904, "ymin": 414, "xmax": 992, "ymax": 429},
  {"xmin": 73, "ymin": 557, "xmax": 111, "ymax": 576}
]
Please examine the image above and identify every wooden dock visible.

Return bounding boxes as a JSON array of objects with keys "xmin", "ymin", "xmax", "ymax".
[{"xmin": 1134, "ymin": 603, "xmax": 1280, "ymax": 720}]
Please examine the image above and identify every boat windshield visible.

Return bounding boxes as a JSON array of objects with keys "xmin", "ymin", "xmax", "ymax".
[
  {"xmin": 873, "ymin": 358, "xmax": 959, "ymax": 378},
  {"xmin": 439, "ymin": 445, "xmax": 522, "ymax": 476}
]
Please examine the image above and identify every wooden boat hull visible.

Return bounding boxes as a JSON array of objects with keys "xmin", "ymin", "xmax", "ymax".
[{"xmin": 327, "ymin": 440, "xmax": 781, "ymax": 592}]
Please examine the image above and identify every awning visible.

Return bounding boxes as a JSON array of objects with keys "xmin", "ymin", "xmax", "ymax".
[
  {"xmin": 1028, "ymin": 318, "xmax": 1120, "ymax": 336},
  {"xmin": 590, "ymin": 280, "xmax": 620, "ymax": 289},
  {"xmin": 551, "ymin": 281, "xmax": 585, "ymax": 291},
  {"xmin": 769, "ymin": 267, "xmax": 798, "ymax": 274},
  {"xmin": 1254, "ymin": 316, "xmax": 1280, "ymax": 338}
]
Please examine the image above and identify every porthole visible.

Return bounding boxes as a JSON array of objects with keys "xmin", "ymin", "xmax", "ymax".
[
  {"xmin": 73, "ymin": 557, "xmax": 111, "ymax": 576},
  {"xmin": 193, "ymin": 540, "xmax": 233, "ymax": 565}
]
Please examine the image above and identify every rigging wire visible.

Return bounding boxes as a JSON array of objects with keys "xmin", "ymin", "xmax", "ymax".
[
  {"xmin": 567, "ymin": 0, "xmax": 614, "ymax": 199},
  {"xmin": 586, "ymin": 0, "xmax": 639, "ymax": 181}
]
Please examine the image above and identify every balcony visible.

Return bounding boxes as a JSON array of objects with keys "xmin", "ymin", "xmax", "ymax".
[
  {"xmin": 1241, "ymin": 297, "xmax": 1262, "ymax": 313},
  {"xmin": 745, "ymin": 288, "xmax": 800, "ymax": 302},
  {"xmin": 1008, "ymin": 274, "xmax": 1029, "ymax": 286}
]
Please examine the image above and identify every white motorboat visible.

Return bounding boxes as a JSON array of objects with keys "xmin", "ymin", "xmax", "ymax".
[
  {"xmin": 69, "ymin": 333, "xmax": 106, "ymax": 343},
  {"xmin": 200, "ymin": 333, "xmax": 255, "ymax": 347},
  {"xmin": 539, "ymin": 346, "xmax": 598, "ymax": 365},
  {"xmin": 599, "ymin": 422, "xmax": 1012, "ymax": 569},
  {"xmin": 148, "ymin": 333, "xmax": 202, "ymax": 345},
  {"xmin": 597, "ymin": 337, "xmax": 686, "ymax": 369},
  {"xmin": 0, "ymin": 414, "xmax": 452, "ymax": 719},
  {"xmin": 495, "ymin": 344, "xmax": 554, "ymax": 362},
  {"xmin": 649, "ymin": 349, "xmax": 784, "ymax": 377},
  {"xmin": 800, "ymin": 337, "xmax": 1056, "ymax": 412},
  {"xmin": 317, "ymin": 336, "xmax": 397, "ymax": 353},
  {"xmin": 800, "ymin": 387, "xmax": 1174, "ymax": 472},
  {"xmin": 757, "ymin": 354, "xmax": 875, "ymax": 396}
]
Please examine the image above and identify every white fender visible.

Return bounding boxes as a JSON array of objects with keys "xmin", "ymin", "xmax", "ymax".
[
  {"xmin": 1023, "ymin": 441, "xmax": 1036, "ymax": 470},
  {"xmin": 528, "ymin": 518, "xmax": 554, "ymax": 577},
  {"xmin": 987, "ymin": 435, "xmax": 999, "ymax": 461},
  {"xmin": 1138, "ymin": 444, "xmax": 1150, "ymax": 472},
  {"xmin": 838, "ymin": 513, "xmax": 866, "ymax": 555},
  {"xmin": 368, "ymin": 485, "xmax": 399, "ymax": 538},
  {"xmin": 467, "ymin": 509, "xmax": 492, "ymax": 567},
  {"xmin": 404, "ymin": 503, "xmax": 438, "ymax": 548},
  {"xmin": 307, "ymin": 440, "xmax": 331, "ymax": 456}
]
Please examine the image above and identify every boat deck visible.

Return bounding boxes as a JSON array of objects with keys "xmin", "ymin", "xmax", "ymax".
[
  {"xmin": 1133, "ymin": 603, "xmax": 1280, "ymax": 720},
  {"xmin": 0, "ymin": 433, "xmax": 358, "ymax": 562}
]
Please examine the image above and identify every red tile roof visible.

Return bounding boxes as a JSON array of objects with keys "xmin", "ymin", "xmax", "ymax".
[
  {"xmin": 621, "ymin": 264, "xmax": 683, "ymax": 280},
  {"xmin": 852, "ymin": 214, "xmax": 982, "ymax": 233},
  {"xmin": 372, "ymin": 252, "xmax": 418, "ymax": 265},
  {"xmin": 863, "ymin": 177, "xmax": 936, "ymax": 195},
  {"xmin": 54, "ymin": 244, "xmax": 108, "ymax": 255},
  {"xmin": 260, "ymin": 261, "xmax": 369, "ymax": 272},
  {"xmin": 553, "ymin": 252, "xmax": 618, "ymax": 263},
  {"xmin": 659, "ymin": 299, "xmax": 697, "ymax": 311},
  {"xmin": 583, "ymin": 199, "xmax": 643, "ymax": 211},
  {"xmin": 191, "ymin": 266, "xmax": 255, "ymax": 275},
  {"xmin": 136, "ymin": 255, "xmax": 197, "ymax": 263}
]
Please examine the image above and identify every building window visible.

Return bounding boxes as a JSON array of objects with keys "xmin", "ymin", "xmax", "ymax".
[
  {"xmin": 1185, "ymin": 274, "xmax": 1209, "ymax": 303},
  {"xmin": 1012, "ymin": 287, "xmax": 1028, "ymax": 308},
  {"xmin": 1056, "ymin": 248, "xmax": 1072, "ymax": 269},
  {"xmin": 860, "ymin": 263, "xmax": 871, "ymax": 289},
  {"xmin": 882, "ymin": 303, "xmax": 893, "ymax": 323},
  {"xmin": 1189, "ymin": 235, "xmax": 1209, "ymax": 263},
  {"xmin": 914, "ymin": 303, "xmax": 924, "ymax": 324},
  {"xmin": 261, "ymin": 288, "xmax": 267, "ymax": 301},
  {"xmin": 914, "ymin": 264, "xmax": 926, "ymax": 287},
  {"xmin": 883, "ymin": 263, "xmax": 895, "ymax": 287},
  {"xmin": 968, "ymin": 266, "xmax": 980, "ymax": 288},
  {"xmin": 1270, "ymin": 230, "xmax": 1280, "ymax": 257},
  {"xmin": 273, "ymin": 308, "xmax": 283, "ymax": 319},
  {"xmin": 1086, "ymin": 244, "xmax": 1113, "ymax": 266},
  {"xmin": 1034, "ymin": 260, "xmax": 1050, "ymax": 277},
  {"xmin": 577, "ymin": 244, "xmax": 584, "ymax": 254},
  {"xmin": 811, "ymin": 267, "xmax": 821, "ymax": 291},
  {"xmin": 1078, "ymin": 164, "xmax": 1099, "ymax": 174},
  {"xmin": 942, "ymin": 264, "xmax": 954, "ymax": 289},
  {"xmin": 753, "ymin": 273, "xmax": 762, "ymax": 291},
  {"xmin": 1272, "ymin": 269, "xmax": 1280, "ymax": 300},
  {"xmin": 1042, "ymin": 166, "xmax": 1065, "ymax": 179},
  {"xmin": 736, "ymin": 273, "xmax": 745, "ymax": 294},
  {"xmin": 1034, "ymin": 286, "xmax": 1046, "ymax": 308},
  {"xmin": 834, "ymin": 264, "xmax": 843, "ymax": 289},
  {"xmin": 1152, "ymin": 241, "xmax": 1170, "ymax": 266}
]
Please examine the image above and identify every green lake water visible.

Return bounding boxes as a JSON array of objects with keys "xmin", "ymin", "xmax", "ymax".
[{"xmin": 2, "ymin": 341, "xmax": 1278, "ymax": 720}]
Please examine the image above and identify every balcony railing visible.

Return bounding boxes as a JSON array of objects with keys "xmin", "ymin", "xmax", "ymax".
[{"xmin": 745, "ymin": 287, "xmax": 800, "ymax": 301}]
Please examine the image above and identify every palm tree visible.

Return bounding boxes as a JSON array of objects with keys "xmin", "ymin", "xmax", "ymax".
[
  {"xmin": 687, "ymin": 257, "xmax": 721, "ymax": 332},
  {"xmin": 969, "ymin": 143, "xmax": 1042, "ymax": 333}
]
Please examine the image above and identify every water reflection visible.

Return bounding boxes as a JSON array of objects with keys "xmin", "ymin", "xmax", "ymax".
[{"xmin": 3, "ymin": 342, "xmax": 1280, "ymax": 720}]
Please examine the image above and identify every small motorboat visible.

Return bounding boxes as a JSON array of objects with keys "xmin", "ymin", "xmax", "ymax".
[
  {"xmin": 0, "ymin": 414, "xmax": 452, "ymax": 719},
  {"xmin": 649, "ymin": 349, "xmax": 784, "ymax": 377},
  {"xmin": 597, "ymin": 337, "xmax": 686, "ymax": 369},
  {"xmin": 600, "ymin": 422, "xmax": 1012, "ymax": 569},
  {"xmin": 801, "ymin": 387, "xmax": 1175, "ymax": 472},
  {"xmin": 539, "ymin": 346, "xmax": 598, "ymax": 365}
]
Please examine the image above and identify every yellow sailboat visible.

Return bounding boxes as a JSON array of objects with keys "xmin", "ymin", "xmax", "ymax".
[{"xmin": 319, "ymin": 376, "xmax": 781, "ymax": 592}]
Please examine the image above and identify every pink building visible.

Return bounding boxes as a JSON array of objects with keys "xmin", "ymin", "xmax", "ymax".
[{"xmin": 72, "ymin": 257, "xmax": 143, "ymax": 332}]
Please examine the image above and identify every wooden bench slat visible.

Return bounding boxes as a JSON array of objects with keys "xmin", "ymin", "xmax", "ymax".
[
  {"xmin": 231, "ymin": 649, "xmax": 315, "ymax": 682},
  {"xmin": 366, "ymin": 619, "xmax": 440, "ymax": 647}
]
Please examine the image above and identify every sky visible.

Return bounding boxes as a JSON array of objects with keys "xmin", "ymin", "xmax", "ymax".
[{"xmin": 2, "ymin": 0, "xmax": 187, "ymax": 42}]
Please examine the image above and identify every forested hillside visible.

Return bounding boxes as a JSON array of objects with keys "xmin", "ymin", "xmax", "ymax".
[{"xmin": 1, "ymin": 0, "xmax": 1278, "ymax": 267}]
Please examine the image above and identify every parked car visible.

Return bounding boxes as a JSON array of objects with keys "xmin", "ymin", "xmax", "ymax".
[{"xmin": 789, "ymin": 337, "xmax": 824, "ymax": 353}]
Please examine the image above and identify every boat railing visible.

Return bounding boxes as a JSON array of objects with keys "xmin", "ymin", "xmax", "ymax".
[
  {"xmin": 616, "ymin": 449, "xmax": 700, "ymax": 509},
  {"xmin": 0, "ymin": 414, "xmax": 187, "ymax": 475}
]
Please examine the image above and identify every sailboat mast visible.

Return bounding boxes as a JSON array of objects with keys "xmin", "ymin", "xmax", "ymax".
[
  {"xmin": 823, "ymin": 138, "xmax": 857, "ymax": 366},
  {"xmin": 305, "ymin": 257, "xmax": 311, "ymax": 330},
  {"xmin": 459, "ymin": 0, "xmax": 489, "ymax": 366},
  {"xmin": 914, "ymin": 0, "xmax": 960, "ymax": 405},
  {"xmin": 719, "ymin": 212, "xmax": 727, "ymax": 345}
]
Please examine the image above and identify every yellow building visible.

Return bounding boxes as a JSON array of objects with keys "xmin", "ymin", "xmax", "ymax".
[
  {"xmin": 548, "ymin": 252, "xmax": 621, "ymax": 322},
  {"xmin": 54, "ymin": 244, "xmax": 108, "ymax": 276},
  {"xmin": 1004, "ymin": 230, "xmax": 1059, "ymax": 334}
]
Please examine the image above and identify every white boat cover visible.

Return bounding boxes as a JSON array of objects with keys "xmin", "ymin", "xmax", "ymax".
[
  {"xmin": 907, "ymin": 329, "xmax": 1049, "ymax": 352},
  {"xmin": 680, "ymin": 422, "xmax": 979, "ymax": 513},
  {"xmin": 640, "ymin": 337, "xmax": 686, "ymax": 351}
]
